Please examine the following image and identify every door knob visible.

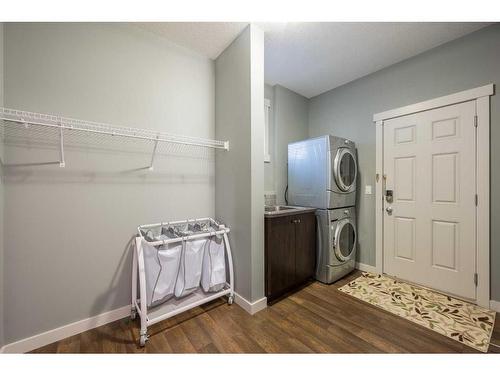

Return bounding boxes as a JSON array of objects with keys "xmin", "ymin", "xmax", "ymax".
[{"xmin": 386, "ymin": 207, "xmax": 393, "ymax": 215}]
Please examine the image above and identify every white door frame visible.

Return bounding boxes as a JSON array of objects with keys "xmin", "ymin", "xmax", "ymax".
[{"xmin": 373, "ymin": 83, "xmax": 494, "ymax": 308}]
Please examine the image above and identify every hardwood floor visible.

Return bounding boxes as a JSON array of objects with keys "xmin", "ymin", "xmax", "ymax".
[{"xmin": 31, "ymin": 271, "xmax": 500, "ymax": 353}]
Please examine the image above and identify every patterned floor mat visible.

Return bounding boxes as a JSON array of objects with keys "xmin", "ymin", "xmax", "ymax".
[{"xmin": 338, "ymin": 272, "xmax": 496, "ymax": 352}]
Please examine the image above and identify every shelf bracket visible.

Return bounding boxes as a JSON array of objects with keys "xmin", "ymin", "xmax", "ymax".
[
  {"xmin": 149, "ymin": 135, "xmax": 160, "ymax": 171},
  {"xmin": 59, "ymin": 121, "xmax": 66, "ymax": 168}
]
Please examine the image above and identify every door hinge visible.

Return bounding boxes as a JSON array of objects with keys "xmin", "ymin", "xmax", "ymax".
[
  {"xmin": 474, "ymin": 115, "xmax": 478, "ymax": 127},
  {"xmin": 475, "ymin": 194, "xmax": 478, "ymax": 206},
  {"xmin": 474, "ymin": 273, "xmax": 478, "ymax": 286}
]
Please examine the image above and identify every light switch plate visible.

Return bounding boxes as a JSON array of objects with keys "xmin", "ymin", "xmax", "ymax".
[{"xmin": 365, "ymin": 185, "xmax": 373, "ymax": 195}]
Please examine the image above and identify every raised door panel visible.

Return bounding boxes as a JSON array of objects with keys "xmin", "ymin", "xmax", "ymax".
[
  {"xmin": 432, "ymin": 117, "xmax": 459, "ymax": 140},
  {"xmin": 432, "ymin": 220, "xmax": 458, "ymax": 271},
  {"xmin": 294, "ymin": 213, "xmax": 316, "ymax": 284},
  {"xmin": 394, "ymin": 217, "xmax": 416, "ymax": 262},
  {"xmin": 394, "ymin": 156, "xmax": 416, "ymax": 202},
  {"xmin": 432, "ymin": 153, "xmax": 459, "ymax": 204},
  {"xmin": 394, "ymin": 125, "xmax": 416, "ymax": 145}
]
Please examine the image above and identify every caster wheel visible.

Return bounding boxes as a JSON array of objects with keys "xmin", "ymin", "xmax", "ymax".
[
  {"xmin": 130, "ymin": 311, "xmax": 137, "ymax": 320},
  {"xmin": 139, "ymin": 334, "xmax": 148, "ymax": 347},
  {"xmin": 228, "ymin": 296, "xmax": 234, "ymax": 305}
]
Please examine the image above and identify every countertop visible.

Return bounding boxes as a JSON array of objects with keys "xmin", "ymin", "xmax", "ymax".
[{"xmin": 264, "ymin": 205, "xmax": 317, "ymax": 218}]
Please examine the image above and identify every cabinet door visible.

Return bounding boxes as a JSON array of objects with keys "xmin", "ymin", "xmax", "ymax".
[
  {"xmin": 294, "ymin": 213, "xmax": 316, "ymax": 284},
  {"xmin": 265, "ymin": 216, "xmax": 296, "ymax": 297}
]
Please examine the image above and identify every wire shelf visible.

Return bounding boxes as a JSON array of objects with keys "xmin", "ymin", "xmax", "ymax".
[{"xmin": 0, "ymin": 107, "xmax": 229, "ymax": 150}]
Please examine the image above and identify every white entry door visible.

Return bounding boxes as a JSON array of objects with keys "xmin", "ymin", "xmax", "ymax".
[{"xmin": 383, "ymin": 100, "xmax": 477, "ymax": 300}]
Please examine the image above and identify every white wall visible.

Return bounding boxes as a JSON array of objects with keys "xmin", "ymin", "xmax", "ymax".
[
  {"xmin": 2, "ymin": 23, "xmax": 216, "ymax": 344},
  {"xmin": 215, "ymin": 25, "xmax": 265, "ymax": 302}
]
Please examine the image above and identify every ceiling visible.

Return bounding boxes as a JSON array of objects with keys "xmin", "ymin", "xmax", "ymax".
[
  {"xmin": 135, "ymin": 22, "xmax": 491, "ymax": 98},
  {"xmin": 135, "ymin": 22, "xmax": 248, "ymax": 59}
]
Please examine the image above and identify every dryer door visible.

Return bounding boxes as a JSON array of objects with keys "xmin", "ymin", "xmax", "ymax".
[
  {"xmin": 333, "ymin": 218, "xmax": 356, "ymax": 262},
  {"xmin": 333, "ymin": 148, "xmax": 357, "ymax": 192}
]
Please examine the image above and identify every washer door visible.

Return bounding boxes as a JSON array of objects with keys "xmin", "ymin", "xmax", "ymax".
[
  {"xmin": 333, "ymin": 148, "xmax": 357, "ymax": 192},
  {"xmin": 333, "ymin": 218, "xmax": 356, "ymax": 262}
]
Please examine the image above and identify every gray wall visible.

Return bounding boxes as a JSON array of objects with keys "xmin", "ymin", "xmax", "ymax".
[
  {"xmin": 249, "ymin": 26, "xmax": 265, "ymax": 301},
  {"xmin": 0, "ymin": 22, "xmax": 5, "ymax": 349},
  {"xmin": 274, "ymin": 85, "xmax": 309, "ymax": 205},
  {"xmin": 215, "ymin": 25, "xmax": 265, "ymax": 302},
  {"xmin": 263, "ymin": 84, "xmax": 309, "ymax": 200},
  {"xmin": 264, "ymin": 84, "xmax": 274, "ymax": 192},
  {"xmin": 308, "ymin": 24, "xmax": 500, "ymax": 300},
  {"xmin": 2, "ymin": 23, "xmax": 216, "ymax": 344}
]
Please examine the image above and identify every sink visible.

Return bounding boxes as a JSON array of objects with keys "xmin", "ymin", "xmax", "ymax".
[
  {"xmin": 265, "ymin": 205, "xmax": 295, "ymax": 212},
  {"xmin": 264, "ymin": 204, "xmax": 316, "ymax": 218}
]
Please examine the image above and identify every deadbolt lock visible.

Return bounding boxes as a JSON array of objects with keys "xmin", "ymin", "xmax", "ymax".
[{"xmin": 385, "ymin": 189, "xmax": 393, "ymax": 203}]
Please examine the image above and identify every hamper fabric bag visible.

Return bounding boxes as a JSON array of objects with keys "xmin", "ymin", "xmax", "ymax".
[
  {"xmin": 174, "ymin": 238, "xmax": 206, "ymax": 298},
  {"xmin": 142, "ymin": 239, "xmax": 182, "ymax": 307},
  {"xmin": 201, "ymin": 236, "xmax": 226, "ymax": 293}
]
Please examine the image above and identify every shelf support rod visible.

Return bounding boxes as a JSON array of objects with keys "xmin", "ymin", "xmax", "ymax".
[
  {"xmin": 59, "ymin": 121, "xmax": 66, "ymax": 168},
  {"xmin": 149, "ymin": 135, "xmax": 159, "ymax": 171}
]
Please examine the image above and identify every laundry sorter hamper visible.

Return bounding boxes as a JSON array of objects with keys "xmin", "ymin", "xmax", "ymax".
[{"xmin": 131, "ymin": 217, "xmax": 234, "ymax": 346}]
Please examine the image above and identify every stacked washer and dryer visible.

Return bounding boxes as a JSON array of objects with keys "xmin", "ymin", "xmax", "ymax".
[{"xmin": 288, "ymin": 135, "xmax": 358, "ymax": 284}]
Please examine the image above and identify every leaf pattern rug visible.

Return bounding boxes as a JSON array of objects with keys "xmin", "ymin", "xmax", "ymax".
[{"xmin": 338, "ymin": 272, "xmax": 496, "ymax": 352}]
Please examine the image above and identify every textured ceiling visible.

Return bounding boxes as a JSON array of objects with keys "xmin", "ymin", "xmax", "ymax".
[
  {"xmin": 263, "ymin": 22, "xmax": 490, "ymax": 98},
  {"xmin": 134, "ymin": 22, "xmax": 248, "ymax": 59},
  {"xmin": 133, "ymin": 22, "xmax": 491, "ymax": 98}
]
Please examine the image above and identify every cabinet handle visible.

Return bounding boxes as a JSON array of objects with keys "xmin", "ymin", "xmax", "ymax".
[{"xmin": 291, "ymin": 219, "xmax": 301, "ymax": 224}]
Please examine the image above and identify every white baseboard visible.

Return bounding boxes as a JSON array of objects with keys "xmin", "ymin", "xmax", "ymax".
[
  {"xmin": 355, "ymin": 261, "xmax": 378, "ymax": 274},
  {"xmin": 234, "ymin": 293, "xmax": 267, "ymax": 315},
  {"xmin": 490, "ymin": 300, "xmax": 500, "ymax": 313},
  {"xmin": 1, "ymin": 292, "xmax": 269, "ymax": 353},
  {"xmin": 1, "ymin": 304, "xmax": 131, "ymax": 354}
]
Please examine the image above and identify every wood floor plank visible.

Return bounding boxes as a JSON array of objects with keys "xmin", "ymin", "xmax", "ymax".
[
  {"xmin": 206, "ymin": 304, "xmax": 266, "ymax": 353},
  {"xmin": 163, "ymin": 326, "xmax": 197, "ymax": 353},
  {"xmin": 291, "ymin": 288, "xmax": 420, "ymax": 351},
  {"xmin": 192, "ymin": 309, "xmax": 242, "ymax": 353},
  {"xmin": 56, "ymin": 335, "xmax": 80, "ymax": 354},
  {"xmin": 301, "ymin": 286, "xmax": 467, "ymax": 353},
  {"xmin": 180, "ymin": 316, "xmax": 213, "ymax": 352},
  {"xmin": 198, "ymin": 343, "xmax": 220, "ymax": 353},
  {"xmin": 146, "ymin": 330, "xmax": 173, "ymax": 354},
  {"xmin": 263, "ymin": 308, "xmax": 330, "ymax": 353},
  {"xmin": 30, "ymin": 271, "xmax": 500, "ymax": 354}
]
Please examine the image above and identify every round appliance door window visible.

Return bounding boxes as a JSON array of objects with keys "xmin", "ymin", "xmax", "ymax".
[
  {"xmin": 334, "ymin": 219, "xmax": 356, "ymax": 262},
  {"xmin": 334, "ymin": 148, "xmax": 357, "ymax": 192}
]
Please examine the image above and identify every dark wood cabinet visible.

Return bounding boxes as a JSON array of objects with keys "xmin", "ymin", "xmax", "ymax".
[
  {"xmin": 294, "ymin": 213, "xmax": 316, "ymax": 284},
  {"xmin": 265, "ymin": 212, "xmax": 316, "ymax": 303}
]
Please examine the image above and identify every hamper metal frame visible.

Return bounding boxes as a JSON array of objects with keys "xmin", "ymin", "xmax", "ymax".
[{"xmin": 132, "ymin": 217, "xmax": 234, "ymax": 346}]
